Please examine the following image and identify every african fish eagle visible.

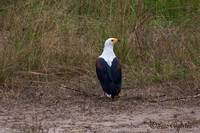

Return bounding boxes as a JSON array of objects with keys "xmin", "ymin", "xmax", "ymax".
[{"xmin": 96, "ymin": 38, "xmax": 121, "ymax": 99}]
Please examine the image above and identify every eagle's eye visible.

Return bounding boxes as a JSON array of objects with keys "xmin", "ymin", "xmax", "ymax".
[{"xmin": 111, "ymin": 40, "xmax": 114, "ymax": 42}]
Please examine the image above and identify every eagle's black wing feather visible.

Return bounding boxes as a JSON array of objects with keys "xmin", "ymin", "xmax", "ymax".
[
  {"xmin": 111, "ymin": 57, "xmax": 122, "ymax": 96},
  {"xmin": 96, "ymin": 58, "xmax": 115, "ymax": 95}
]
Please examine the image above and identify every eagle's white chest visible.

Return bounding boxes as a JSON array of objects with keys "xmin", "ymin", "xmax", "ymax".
[{"xmin": 99, "ymin": 50, "xmax": 116, "ymax": 67}]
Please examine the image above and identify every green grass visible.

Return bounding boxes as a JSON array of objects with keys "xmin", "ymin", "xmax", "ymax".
[{"xmin": 0, "ymin": 0, "xmax": 200, "ymax": 87}]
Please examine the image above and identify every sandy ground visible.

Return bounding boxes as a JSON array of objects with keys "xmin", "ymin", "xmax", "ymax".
[{"xmin": 0, "ymin": 86, "xmax": 200, "ymax": 133}]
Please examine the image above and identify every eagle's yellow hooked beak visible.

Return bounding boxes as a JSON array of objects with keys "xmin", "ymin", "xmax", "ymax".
[{"xmin": 111, "ymin": 39, "xmax": 120, "ymax": 43}]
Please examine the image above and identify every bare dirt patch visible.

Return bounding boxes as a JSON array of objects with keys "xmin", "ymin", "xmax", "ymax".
[{"xmin": 0, "ymin": 83, "xmax": 200, "ymax": 133}]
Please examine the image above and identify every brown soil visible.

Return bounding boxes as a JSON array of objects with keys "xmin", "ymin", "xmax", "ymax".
[{"xmin": 0, "ymin": 83, "xmax": 200, "ymax": 133}]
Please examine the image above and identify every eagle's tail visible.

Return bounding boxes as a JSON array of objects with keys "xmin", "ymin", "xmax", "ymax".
[{"xmin": 111, "ymin": 85, "xmax": 121, "ymax": 99}]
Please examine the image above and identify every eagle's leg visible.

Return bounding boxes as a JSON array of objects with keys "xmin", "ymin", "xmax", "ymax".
[
  {"xmin": 100, "ymin": 92, "xmax": 106, "ymax": 97},
  {"xmin": 118, "ymin": 90, "xmax": 124, "ymax": 97}
]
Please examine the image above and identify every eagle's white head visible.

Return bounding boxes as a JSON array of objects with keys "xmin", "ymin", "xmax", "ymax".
[{"xmin": 104, "ymin": 38, "xmax": 120, "ymax": 48}]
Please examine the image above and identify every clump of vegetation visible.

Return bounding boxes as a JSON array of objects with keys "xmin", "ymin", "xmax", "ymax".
[{"xmin": 0, "ymin": 0, "xmax": 199, "ymax": 95}]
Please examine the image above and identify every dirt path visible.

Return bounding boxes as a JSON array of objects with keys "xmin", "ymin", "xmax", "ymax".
[{"xmin": 0, "ymin": 87, "xmax": 200, "ymax": 133}]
